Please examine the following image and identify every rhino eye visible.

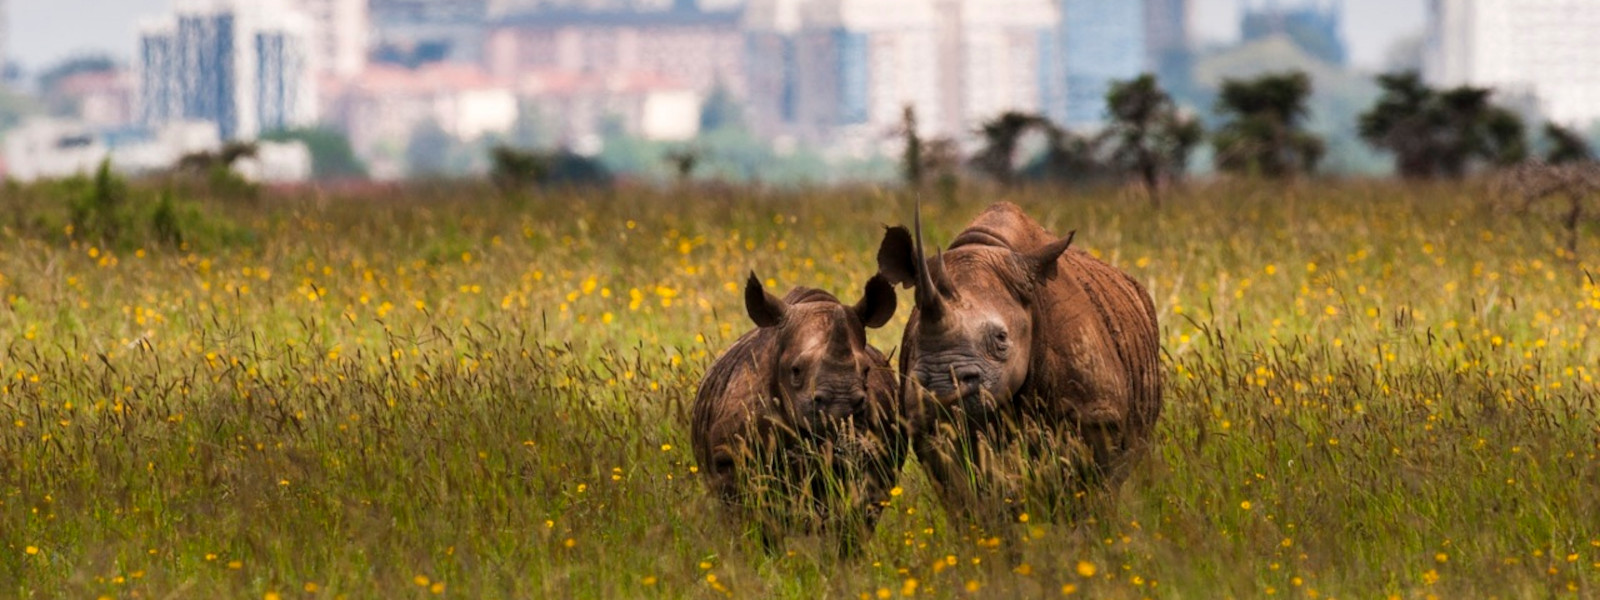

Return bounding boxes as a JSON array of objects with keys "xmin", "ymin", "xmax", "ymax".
[
  {"xmin": 789, "ymin": 365, "xmax": 804, "ymax": 387},
  {"xmin": 989, "ymin": 329, "xmax": 1011, "ymax": 359}
]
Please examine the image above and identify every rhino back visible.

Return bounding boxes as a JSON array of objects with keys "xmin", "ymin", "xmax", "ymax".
[
  {"xmin": 691, "ymin": 328, "xmax": 776, "ymax": 497},
  {"xmin": 1027, "ymin": 249, "xmax": 1163, "ymax": 441},
  {"xmin": 949, "ymin": 202, "xmax": 1055, "ymax": 253}
]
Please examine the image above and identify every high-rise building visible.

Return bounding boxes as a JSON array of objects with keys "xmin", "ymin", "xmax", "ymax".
[
  {"xmin": 939, "ymin": 0, "xmax": 1064, "ymax": 133},
  {"xmin": 370, "ymin": 0, "xmax": 489, "ymax": 65},
  {"xmin": 138, "ymin": 0, "xmax": 317, "ymax": 140},
  {"xmin": 1144, "ymin": 0, "xmax": 1189, "ymax": 89},
  {"xmin": 1240, "ymin": 0, "xmax": 1345, "ymax": 66},
  {"xmin": 789, "ymin": 0, "xmax": 944, "ymax": 143},
  {"xmin": 285, "ymin": 0, "xmax": 368, "ymax": 78},
  {"xmin": 743, "ymin": 0, "xmax": 803, "ymax": 137},
  {"xmin": 1425, "ymin": 0, "xmax": 1600, "ymax": 127},
  {"xmin": 1062, "ymin": 0, "xmax": 1145, "ymax": 127},
  {"xmin": 486, "ymin": 3, "xmax": 745, "ymax": 98},
  {"xmin": 746, "ymin": 0, "xmax": 1058, "ymax": 144}
]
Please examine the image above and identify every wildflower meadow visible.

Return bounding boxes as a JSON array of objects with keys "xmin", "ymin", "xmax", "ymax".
[{"xmin": 2, "ymin": 179, "xmax": 1597, "ymax": 598}]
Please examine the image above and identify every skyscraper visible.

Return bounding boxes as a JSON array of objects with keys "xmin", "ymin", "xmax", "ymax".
[
  {"xmin": 1144, "ymin": 0, "xmax": 1189, "ymax": 91},
  {"xmin": 745, "ymin": 0, "xmax": 1058, "ymax": 144},
  {"xmin": 1062, "ymin": 0, "xmax": 1145, "ymax": 127},
  {"xmin": 285, "ymin": 0, "xmax": 369, "ymax": 79},
  {"xmin": 139, "ymin": 0, "xmax": 316, "ymax": 140},
  {"xmin": 1240, "ymin": 0, "xmax": 1345, "ymax": 66},
  {"xmin": 939, "ymin": 0, "xmax": 1064, "ymax": 134},
  {"xmin": 1425, "ymin": 0, "xmax": 1600, "ymax": 126},
  {"xmin": 370, "ymin": 0, "xmax": 489, "ymax": 65}
]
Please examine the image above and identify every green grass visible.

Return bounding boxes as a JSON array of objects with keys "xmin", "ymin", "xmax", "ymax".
[{"xmin": 1, "ymin": 179, "xmax": 1597, "ymax": 599}]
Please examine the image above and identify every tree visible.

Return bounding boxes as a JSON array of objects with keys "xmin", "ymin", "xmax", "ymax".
[
  {"xmin": 900, "ymin": 105, "xmax": 924, "ymax": 188},
  {"xmin": 897, "ymin": 104, "xmax": 963, "ymax": 190},
  {"xmin": 1022, "ymin": 126, "xmax": 1108, "ymax": 184},
  {"xmin": 1542, "ymin": 122, "xmax": 1593, "ymax": 165},
  {"xmin": 1355, "ymin": 72, "xmax": 1435, "ymax": 177},
  {"xmin": 664, "ymin": 147, "xmax": 701, "ymax": 183},
  {"xmin": 261, "ymin": 128, "xmax": 368, "ymax": 180},
  {"xmin": 1103, "ymin": 74, "xmax": 1204, "ymax": 206},
  {"xmin": 1211, "ymin": 71, "xmax": 1324, "ymax": 178},
  {"xmin": 971, "ymin": 111, "xmax": 1051, "ymax": 187},
  {"xmin": 1209, "ymin": 71, "xmax": 1324, "ymax": 177},
  {"xmin": 1358, "ymin": 72, "xmax": 1529, "ymax": 179},
  {"xmin": 489, "ymin": 145, "xmax": 611, "ymax": 192}
]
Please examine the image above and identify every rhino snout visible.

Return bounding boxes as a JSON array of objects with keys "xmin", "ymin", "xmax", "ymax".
[
  {"xmin": 955, "ymin": 367, "xmax": 983, "ymax": 393},
  {"xmin": 812, "ymin": 389, "xmax": 867, "ymax": 416}
]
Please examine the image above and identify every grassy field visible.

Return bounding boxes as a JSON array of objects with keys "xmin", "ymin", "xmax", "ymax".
[{"xmin": 1, "ymin": 178, "xmax": 1598, "ymax": 599}]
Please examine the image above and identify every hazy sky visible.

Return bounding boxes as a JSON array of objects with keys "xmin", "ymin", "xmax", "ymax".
[
  {"xmin": 6, "ymin": 0, "xmax": 1428, "ymax": 72},
  {"xmin": 8, "ymin": 0, "xmax": 168, "ymax": 72}
]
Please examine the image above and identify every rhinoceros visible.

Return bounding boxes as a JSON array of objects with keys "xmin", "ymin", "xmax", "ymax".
[
  {"xmin": 691, "ymin": 272, "xmax": 905, "ymax": 555},
  {"xmin": 876, "ymin": 202, "xmax": 1162, "ymax": 528}
]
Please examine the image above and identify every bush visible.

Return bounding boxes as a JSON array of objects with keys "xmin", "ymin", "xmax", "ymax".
[
  {"xmin": 489, "ymin": 145, "xmax": 612, "ymax": 194},
  {"xmin": 13, "ymin": 161, "xmax": 252, "ymax": 251}
]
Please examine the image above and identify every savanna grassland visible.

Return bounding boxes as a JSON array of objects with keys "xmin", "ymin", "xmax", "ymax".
[{"xmin": 2, "ymin": 178, "xmax": 1598, "ymax": 599}]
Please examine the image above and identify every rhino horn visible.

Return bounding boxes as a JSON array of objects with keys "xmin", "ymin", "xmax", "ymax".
[
  {"xmin": 912, "ymin": 199, "xmax": 947, "ymax": 324},
  {"xmin": 826, "ymin": 310, "xmax": 853, "ymax": 359}
]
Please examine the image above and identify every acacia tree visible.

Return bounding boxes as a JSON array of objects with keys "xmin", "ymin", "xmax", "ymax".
[
  {"xmin": 1358, "ymin": 72, "xmax": 1528, "ymax": 178},
  {"xmin": 1211, "ymin": 71, "xmax": 1324, "ymax": 178},
  {"xmin": 1542, "ymin": 122, "xmax": 1594, "ymax": 165},
  {"xmin": 1104, "ymin": 74, "xmax": 1203, "ymax": 206},
  {"xmin": 971, "ymin": 111, "xmax": 1050, "ymax": 187},
  {"xmin": 1023, "ymin": 125, "xmax": 1107, "ymax": 185},
  {"xmin": 900, "ymin": 105, "xmax": 925, "ymax": 188}
]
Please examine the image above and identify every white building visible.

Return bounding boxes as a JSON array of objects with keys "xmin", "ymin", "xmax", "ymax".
[
  {"xmin": 138, "ymin": 0, "xmax": 319, "ymax": 140},
  {"xmin": 3, "ymin": 118, "xmax": 311, "ymax": 183},
  {"xmin": 516, "ymin": 70, "xmax": 702, "ymax": 149},
  {"xmin": 1062, "ymin": 0, "xmax": 1144, "ymax": 126},
  {"xmin": 944, "ymin": 0, "xmax": 1063, "ymax": 133},
  {"xmin": 745, "ymin": 0, "xmax": 1058, "ymax": 148},
  {"xmin": 340, "ymin": 63, "xmax": 518, "ymax": 179},
  {"xmin": 3, "ymin": 119, "xmax": 218, "ymax": 181},
  {"xmin": 1424, "ymin": 0, "xmax": 1600, "ymax": 127},
  {"xmin": 286, "ymin": 0, "xmax": 369, "ymax": 79}
]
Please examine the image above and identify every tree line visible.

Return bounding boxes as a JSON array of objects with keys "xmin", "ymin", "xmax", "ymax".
[{"xmin": 924, "ymin": 69, "xmax": 1595, "ymax": 202}]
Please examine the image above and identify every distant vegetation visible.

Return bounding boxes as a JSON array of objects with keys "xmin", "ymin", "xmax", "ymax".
[
  {"xmin": 1359, "ymin": 72, "xmax": 1526, "ymax": 179},
  {"xmin": 1210, "ymin": 71, "xmax": 1324, "ymax": 177},
  {"xmin": 262, "ymin": 128, "xmax": 369, "ymax": 181}
]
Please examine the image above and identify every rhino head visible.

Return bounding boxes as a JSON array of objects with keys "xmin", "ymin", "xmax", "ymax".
[
  {"xmin": 744, "ymin": 272, "xmax": 897, "ymax": 430},
  {"xmin": 875, "ymin": 208, "xmax": 1073, "ymax": 417}
]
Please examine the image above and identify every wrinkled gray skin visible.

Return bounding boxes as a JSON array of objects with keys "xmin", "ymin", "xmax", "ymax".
[
  {"xmin": 877, "ymin": 202, "xmax": 1163, "ymax": 532},
  {"xmin": 690, "ymin": 273, "xmax": 905, "ymax": 556}
]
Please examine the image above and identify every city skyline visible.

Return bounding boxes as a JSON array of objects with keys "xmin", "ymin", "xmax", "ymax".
[{"xmin": 8, "ymin": 0, "xmax": 1425, "ymax": 74}]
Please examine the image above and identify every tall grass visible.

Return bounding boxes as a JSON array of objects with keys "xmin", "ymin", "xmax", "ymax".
[{"xmin": 1, "ymin": 179, "xmax": 1596, "ymax": 598}]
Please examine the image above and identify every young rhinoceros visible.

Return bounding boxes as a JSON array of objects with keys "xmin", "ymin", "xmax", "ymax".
[
  {"xmin": 876, "ymin": 202, "xmax": 1162, "ymax": 532},
  {"xmin": 691, "ymin": 272, "xmax": 905, "ymax": 556}
]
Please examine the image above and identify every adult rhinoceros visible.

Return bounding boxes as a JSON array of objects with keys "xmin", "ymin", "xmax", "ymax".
[{"xmin": 876, "ymin": 202, "xmax": 1162, "ymax": 528}]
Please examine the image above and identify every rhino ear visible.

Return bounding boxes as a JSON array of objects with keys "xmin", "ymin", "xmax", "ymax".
[
  {"xmin": 876, "ymin": 226, "xmax": 919, "ymax": 288},
  {"xmin": 854, "ymin": 274, "xmax": 898, "ymax": 329},
  {"xmin": 744, "ymin": 272, "xmax": 787, "ymax": 328},
  {"xmin": 1023, "ymin": 231, "xmax": 1075, "ymax": 281}
]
